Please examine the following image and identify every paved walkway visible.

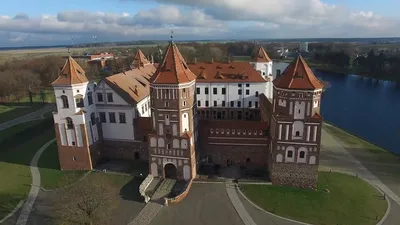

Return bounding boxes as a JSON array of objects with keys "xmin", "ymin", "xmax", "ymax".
[
  {"xmin": 15, "ymin": 139, "xmax": 56, "ymax": 225},
  {"xmin": 128, "ymin": 202, "xmax": 163, "ymax": 225},
  {"xmin": 226, "ymin": 181, "xmax": 256, "ymax": 225},
  {"xmin": 0, "ymin": 104, "xmax": 53, "ymax": 131}
]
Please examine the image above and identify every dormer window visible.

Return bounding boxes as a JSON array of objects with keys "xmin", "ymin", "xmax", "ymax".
[{"xmin": 76, "ymin": 97, "xmax": 84, "ymax": 108}]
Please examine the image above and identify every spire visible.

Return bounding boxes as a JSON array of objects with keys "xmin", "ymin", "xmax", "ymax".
[
  {"xmin": 273, "ymin": 55, "xmax": 324, "ymax": 90},
  {"xmin": 132, "ymin": 49, "xmax": 150, "ymax": 68},
  {"xmin": 150, "ymin": 42, "xmax": 196, "ymax": 84},
  {"xmin": 251, "ymin": 45, "xmax": 272, "ymax": 63},
  {"xmin": 51, "ymin": 56, "xmax": 88, "ymax": 86}
]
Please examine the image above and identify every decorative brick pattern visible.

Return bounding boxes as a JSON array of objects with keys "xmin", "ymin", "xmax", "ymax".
[{"xmin": 270, "ymin": 163, "xmax": 318, "ymax": 189}]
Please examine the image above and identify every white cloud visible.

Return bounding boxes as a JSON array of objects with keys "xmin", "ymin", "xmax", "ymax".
[{"xmin": 0, "ymin": 0, "xmax": 399, "ymax": 46}]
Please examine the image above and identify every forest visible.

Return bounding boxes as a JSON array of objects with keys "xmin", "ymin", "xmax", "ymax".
[{"xmin": 1, "ymin": 41, "xmax": 400, "ymax": 103}]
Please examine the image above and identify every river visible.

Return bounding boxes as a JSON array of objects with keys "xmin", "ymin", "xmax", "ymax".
[{"xmin": 273, "ymin": 62, "xmax": 400, "ymax": 155}]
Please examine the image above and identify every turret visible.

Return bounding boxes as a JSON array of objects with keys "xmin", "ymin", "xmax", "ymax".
[{"xmin": 51, "ymin": 56, "xmax": 100, "ymax": 170}]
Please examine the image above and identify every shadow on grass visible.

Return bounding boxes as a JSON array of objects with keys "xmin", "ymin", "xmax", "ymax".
[
  {"xmin": 119, "ymin": 178, "xmax": 144, "ymax": 203},
  {"xmin": 0, "ymin": 193, "xmax": 24, "ymax": 220}
]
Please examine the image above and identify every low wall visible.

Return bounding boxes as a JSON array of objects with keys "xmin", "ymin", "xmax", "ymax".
[
  {"xmin": 139, "ymin": 174, "xmax": 154, "ymax": 203},
  {"xmin": 164, "ymin": 179, "xmax": 193, "ymax": 205}
]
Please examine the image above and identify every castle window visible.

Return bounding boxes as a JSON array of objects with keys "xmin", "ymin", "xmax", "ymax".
[
  {"xmin": 299, "ymin": 93, "xmax": 304, "ymax": 98},
  {"xmin": 61, "ymin": 95, "xmax": 69, "ymax": 108},
  {"xmin": 97, "ymin": 93, "xmax": 103, "ymax": 102},
  {"xmin": 221, "ymin": 129, "xmax": 225, "ymax": 134},
  {"xmin": 232, "ymin": 129, "xmax": 236, "ymax": 134},
  {"xmin": 222, "ymin": 88, "xmax": 226, "ymax": 95},
  {"xmin": 88, "ymin": 92, "xmax": 93, "ymax": 105},
  {"xmin": 255, "ymin": 101, "xmax": 259, "ymax": 108},
  {"xmin": 248, "ymin": 101, "xmax": 252, "ymax": 108},
  {"xmin": 66, "ymin": 117, "xmax": 74, "ymax": 129},
  {"xmin": 295, "ymin": 131, "xmax": 300, "ymax": 136},
  {"xmin": 255, "ymin": 91, "xmax": 259, "ymax": 97},
  {"xmin": 165, "ymin": 101, "xmax": 169, "ymax": 107},
  {"xmin": 205, "ymin": 101, "xmax": 209, "ymax": 107},
  {"xmin": 76, "ymin": 96, "xmax": 84, "ymax": 107},
  {"xmin": 238, "ymin": 84, "xmax": 242, "ymax": 87},
  {"xmin": 90, "ymin": 113, "xmax": 96, "ymax": 125},
  {"xmin": 213, "ymin": 88, "xmax": 217, "ymax": 95},
  {"xmin": 109, "ymin": 112, "xmax": 116, "ymax": 123},
  {"xmin": 167, "ymin": 144, "xmax": 171, "ymax": 150},
  {"xmin": 73, "ymin": 157, "xmax": 76, "ymax": 161},
  {"xmin": 119, "ymin": 113, "xmax": 126, "ymax": 124},
  {"xmin": 62, "ymin": 90, "xmax": 65, "ymax": 94},
  {"xmin": 298, "ymin": 147, "xmax": 308, "ymax": 163},
  {"xmin": 230, "ymin": 101, "xmax": 234, "ymax": 107},
  {"xmin": 99, "ymin": 112, "xmax": 106, "ymax": 123},
  {"xmin": 183, "ymin": 101, "xmax": 187, "ymax": 107},
  {"xmin": 237, "ymin": 129, "xmax": 241, "ymax": 135},
  {"xmin": 287, "ymin": 150, "xmax": 293, "ymax": 158},
  {"xmin": 107, "ymin": 93, "xmax": 114, "ymax": 102},
  {"xmin": 205, "ymin": 87, "xmax": 209, "ymax": 95},
  {"xmin": 226, "ymin": 129, "xmax": 230, "ymax": 135},
  {"xmin": 299, "ymin": 151, "xmax": 305, "ymax": 158},
  {"xmin": 259, "ymin": 130, "xmax": 263, "ymax": 135},
  {"xmin": 237, "ymin": 101, "xmax": 241, "ymax": 107},
  {"xmin": 243, "ymin": 129, "xmax": 247, "ymax": 135},
  {"xmin": 246, "ymin": 90, "xmax": 250, "ymax": 95},
  {"xmin": 222, "ymin": 101, "xmax": 226, "ymax": 107},
  {"xmin": 214, "ymin": 101, "xmax": 217, "ymax": 107},
  {"xmin": 197, "ymin": 87, "xmax": 200, "ymax": 94},
  {"xmin": 238, "ymin": 89, "xmax": 242, "ymax": 95},
  {"xmin": 210, "ymin": 129, "xmax": 214, "ymax": 134}
]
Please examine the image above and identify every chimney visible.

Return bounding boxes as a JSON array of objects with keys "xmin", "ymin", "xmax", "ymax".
[
  {"xmin": 194, "ymin": 57, "xmax": 197, "ymax": 64},
  {"xmin": 151, "ymin": 55, "xmax": 154, "ymax": 64}
]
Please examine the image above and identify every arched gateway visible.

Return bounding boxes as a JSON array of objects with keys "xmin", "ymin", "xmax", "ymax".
[{"xmin": 164, "ymin": 163, "xmax": 177, "ymax": 179}]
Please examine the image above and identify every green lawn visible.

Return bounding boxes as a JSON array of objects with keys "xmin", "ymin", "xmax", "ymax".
[
  {"xmin": 241, "ymin": 172, "xmax": 387, "ymax": 225},
  {"xmin": 38, "ymin": 142, "xmax": 87, "ymax": 190},
  {"xmin": 0, "ymin": 104, "xmax": 44, "ymax": 124},
  {"xmin": 0, "ymin": 123, "xmax": 55, "ymax": 218}
]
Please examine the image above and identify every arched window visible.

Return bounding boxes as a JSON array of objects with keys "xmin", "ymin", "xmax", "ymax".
[
  {"xmin": 296, "ymin": 131, "xmax": 300, "ymax": 136},
  {"xmin": 255, "ymin": 91, "xmax": 259, "ymax": 97},
  {"xmin": 66, "ymin": 117, "xmax": 74, "ymax": 129},
  {"xmin": 299, "ymin": 151, "xmax": 305, "ymax": 158},
  {"xmin": 75, "ymin": 95, "xmax": 84, "ymax": 108},
  {"xmin": 61, "ymin": 95, "xmax": 69, "ymax": 108},
  {"xmin": 210, "ymin": 129, "xmax": 214, "ymax": 134}
]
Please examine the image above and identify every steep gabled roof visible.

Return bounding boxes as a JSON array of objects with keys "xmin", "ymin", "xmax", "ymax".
[
  {"xmin": 273, "ymin": 55, "xmax": 324, "ymax": 90},
  {"xmin": 150, "ymin": 42, "xmax": 197, "ymax": 84},
  {"xmin": 251, "ymin": 45, "xmax": 272, "ymax": 63},
  {"xmin": 52, "ymin": 56, "xmax": 88, "ymax": 86},
  {"xmin": 132, "ymin": 49, "xmax": 150, "ymax": 68}
]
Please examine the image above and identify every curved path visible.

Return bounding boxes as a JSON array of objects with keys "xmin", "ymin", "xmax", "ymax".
[
  {"xmin": 15, "ymin": 138, "xmax": 56, "ymax": 225},
  {"xmin": 0, "ymin": 104, "xmax": 53, "ymax": 131}
]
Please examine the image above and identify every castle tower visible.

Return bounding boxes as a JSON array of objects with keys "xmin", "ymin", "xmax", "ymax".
[
  {"xmin": 131, "ymin": 49, "xmax": 151, "ymax": 69},
  {"xmin": 52, "ymin": 56, "xmax": 100, "ymax": 170},
  {"xmin": 250, "ymin": 45, "xmax": 273, "ymax": 78},
  {"xmin": 268, "ymin": 55, "xmax": 324, "ymax": 189},
  {"xmin": 250, "ymin": 45, "xmax": 274, "ymax": 99},
  {"xmin": 148, "ymin": 41, "xmax": 198, "ymax": 180}
]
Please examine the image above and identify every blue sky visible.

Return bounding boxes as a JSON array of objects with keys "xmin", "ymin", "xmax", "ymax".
[{"xmin": 0, "ymin": 0, "xmax": 399, "ymax": 47}]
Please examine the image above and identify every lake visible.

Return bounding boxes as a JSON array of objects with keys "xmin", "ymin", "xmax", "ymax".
[
  {"xmin": 273, "ymin": 62, "xmax": 400, "ymax": 155},
  {"xmin": 316, "ymin": 70, "xmax": 400, "ymax": 155}
]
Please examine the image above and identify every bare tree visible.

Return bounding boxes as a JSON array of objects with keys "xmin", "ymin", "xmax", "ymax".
[
  {"xmin": 0, "ymin": 71, "xmax": 15, "ymax": 102},
  {"xmin": 52, "ymin": 173, "xmax": 119, "ymax": 225}
]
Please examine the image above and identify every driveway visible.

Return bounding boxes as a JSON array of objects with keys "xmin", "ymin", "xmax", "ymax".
[{"xmin": 149, "ymin": 183, "xmax": 243, "ymax": 225}]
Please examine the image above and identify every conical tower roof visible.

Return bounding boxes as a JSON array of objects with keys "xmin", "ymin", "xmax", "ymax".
[
  {"xmin": 52, "ymin": 56, "xmax": 88, "ymax": 86},
  {"xmin": 251, "ymin": 45, "xmax": 272, "ymax": 63},
  {"xmin": 273, "ymin": 55, "xmax": 324, "ymax": 90},
  {"xmin": 150, "ymin": 42, "xmax": 196, "ymax": 84},
  {"xmin": 132, "ymin": 49, "xmax": 150, "ymax": 68}
]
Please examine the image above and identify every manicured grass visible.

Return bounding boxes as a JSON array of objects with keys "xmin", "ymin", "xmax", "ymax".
[
  {"xmin": 241, "ymin": 172, "xmax": 387, "ymax": 225},
  {"xmin": 0, "ymin": 119, "xmax": 45, "ymax": 143},
  {"xmin": 38, "ymin": 142, "xmax": 86, "ymax": 190},
  {"xmin": 0, "ymin": 104, "xmax": 44, "ymax": 124},
  {"xmin": 0, "ymin": 125, "xmax": 55, "ymax": 218}
]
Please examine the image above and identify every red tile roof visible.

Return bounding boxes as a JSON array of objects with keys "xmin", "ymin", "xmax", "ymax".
[
  {"xmin": 273, "ymin": 55, "xmax": 324, "ymax": 90},
  {"xmin": 104, "ymin": 64, "xmax": 156, "ymax": 105},
  {"xmin": 150, "ymin": 42, "xmax": 197, "ymax": 84},
  {"xmin": 251, "ymin": 45, "xmax": 272, "ymax": 63},
  {"xmin": 132, "ymin": 49, "xmax": 150, "ymax": 68},
  {"xmin": 189, "ymin": 61, "xmax": 265, "ymax": 83},
  {"xmin": 52, "ymin": 56, "xmax": 89, "ymax": 86}
]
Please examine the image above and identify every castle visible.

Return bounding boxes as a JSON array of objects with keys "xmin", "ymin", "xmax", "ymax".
[{"xmin": 51, "ymin": 40, "xmax": 324, "ymax": 189}]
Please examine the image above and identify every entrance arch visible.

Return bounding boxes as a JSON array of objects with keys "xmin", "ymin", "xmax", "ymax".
[{"xmin": 164, "ymin": 163, "xmax": 177, "ymax": 179}]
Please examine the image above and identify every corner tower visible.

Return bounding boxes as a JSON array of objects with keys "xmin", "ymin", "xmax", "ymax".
[
  {"xmin": 148, "ymin": 41, "xmax": 198, "ymax": 180},
  {"xmin": 268, "ymin": 55, "xmax": 324, "ymax": 189},
  {"xmin": 250, "ymin": 45, "xmax": 273, "ymax": 79},
  {"xmin": 52, "ymin": 57, "xmax": 101, "ymax": 170}
]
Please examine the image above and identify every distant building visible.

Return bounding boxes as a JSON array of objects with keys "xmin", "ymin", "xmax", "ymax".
[{"xmin": 299, "ymin": 42, "xmax": 309, "ymax": 52}]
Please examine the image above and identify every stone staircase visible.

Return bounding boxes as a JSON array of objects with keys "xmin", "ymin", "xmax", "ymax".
[{"xmin": 127, "ymin": 179, "xmax": 177, "ymax": 225}]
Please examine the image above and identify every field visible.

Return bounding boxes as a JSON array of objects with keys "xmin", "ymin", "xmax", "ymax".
[{"xmin": 241, "ymin": 171, "xmax": 387, "ymax": 225}]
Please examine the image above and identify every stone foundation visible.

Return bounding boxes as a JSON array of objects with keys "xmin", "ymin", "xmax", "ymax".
[
  {"xmin": 102, "ymin": 140, "xmax": 148, "ymax": 161},
  {"xmin": 269, "ymin": 163, "xmax": 318, "ymax": 189}
]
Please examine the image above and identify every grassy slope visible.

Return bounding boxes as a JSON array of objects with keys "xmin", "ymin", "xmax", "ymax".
[
  {"xmin": 0, "ymin": 126, "xmax": 55, "ymax": 218},
  {"xmin": 0, "ymin": 104, "xmax": 44, "ymax": 124},
  {"xmin": 323, "ymin": 122, "xmax": 400, "ymax": 196},
  {"xmin": 241, "ymin": 171, "xmax": 387, "ymax": 225},
  {"xmin": 38, "ymin": 142, "xmax": 86, "ymax": 190}
]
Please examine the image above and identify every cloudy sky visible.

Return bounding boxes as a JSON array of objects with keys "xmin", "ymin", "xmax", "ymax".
[{"xmin": 1, "ymin": 0, "xmax": 399, "ymax": 47}]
